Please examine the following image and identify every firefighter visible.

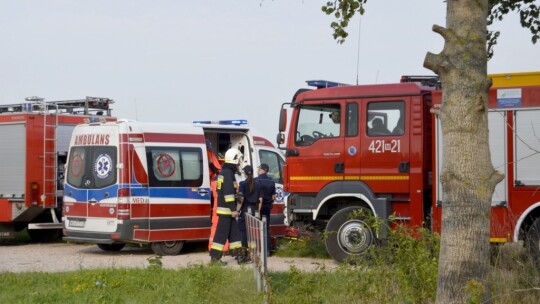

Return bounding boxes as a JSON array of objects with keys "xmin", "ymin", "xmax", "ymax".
[
  {"xmin": 209, "ymin": 148, "xmax": 243, "ymax": 266},
  {"xmin": 236, "ymin": 165, "xmax": 262, "ymax": 264},
  {"xmin": 256, "ymin": 163, "xmax": 276, "ymax": 256}
]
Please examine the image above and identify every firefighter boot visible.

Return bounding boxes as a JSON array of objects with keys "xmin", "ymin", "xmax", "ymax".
[{"xmin": 210, "ymin": 257, "xmax": 228, "ymax": 266}]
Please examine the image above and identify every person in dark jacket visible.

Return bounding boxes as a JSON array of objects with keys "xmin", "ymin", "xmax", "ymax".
[
  {"xmin": 236, "ymin": 165, "xmax": 262, "ymax": 264},
  {"xmin": 209, "ymin": 148, "xmax": 243, "ymax": 266},
  {"xmin": 256, "ymin": 163, "xmax": 276, "ymax": 255}
]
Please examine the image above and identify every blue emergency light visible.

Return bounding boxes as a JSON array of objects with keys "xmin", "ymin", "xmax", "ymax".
[
  {"xmin": 193, "ymin": 119, "xmax": 248, "ymax": 126},
  {"xmin": 306, "ymin": 80, "xmax": 349, "ymax": 89}
]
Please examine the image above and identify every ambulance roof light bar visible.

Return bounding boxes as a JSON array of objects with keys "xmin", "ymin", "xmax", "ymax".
[
  {"xmin": 306, "ymin": 80, "xmax": 349, "ymax": 89},
  {"xmin": 193, "ymin": 119, "xmax": 248, "ymax": 126}
]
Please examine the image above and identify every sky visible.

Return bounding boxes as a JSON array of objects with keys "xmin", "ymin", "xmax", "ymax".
[{"xmin": 1, "ymin": 0, "xmax": 539, "ymax": 141}]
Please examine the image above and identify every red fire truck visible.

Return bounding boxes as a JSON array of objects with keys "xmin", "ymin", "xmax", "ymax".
[
  {"xmin": 0, "ymin": 97, "xmax": 114, "ymax": 241},
  {"xmin": 277, "ymin": 71, "xmax": 540, "ymax": 263}
]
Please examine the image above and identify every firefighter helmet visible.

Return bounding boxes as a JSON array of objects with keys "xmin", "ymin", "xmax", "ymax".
[{"xmin": 224, "ymin": 148, "xmax": 242, "ymax": 165}]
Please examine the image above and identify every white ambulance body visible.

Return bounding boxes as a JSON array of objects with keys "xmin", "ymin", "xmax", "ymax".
[{"xmin": 62, "ymin": 119, "xmax": 286, "ymax": 255}]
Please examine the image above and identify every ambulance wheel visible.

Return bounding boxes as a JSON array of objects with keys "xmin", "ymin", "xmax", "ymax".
[
  {"xmin": 325, "ymin": 206, "xmax": 375, "ymax": 263},
  {"xmin": 526, "ymin": 218, "xmax": 540, "ymax": 271},
  {"xmin": 151, "ymin": 241, "xmax": 184, "ymax": 256},
  {"xmin": 97, "ymin": 243, "xmax": 125, "ymax": 252}
]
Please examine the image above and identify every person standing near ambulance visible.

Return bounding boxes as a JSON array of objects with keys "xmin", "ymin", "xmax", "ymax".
[
  {"xmin": 236, "ymin": 165, "xmax": 262, "ymax": 263},
  {"xmin": 209, "ymin": 148, "xmax": 243, "ymax": 265},
  {"xmin": 256, "ymin": 163, "xmax": 276, "ymax": 256}
]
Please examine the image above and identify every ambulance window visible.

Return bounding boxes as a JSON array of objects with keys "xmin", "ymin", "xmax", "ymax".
[
  {"xmin": 66, "ymin": 147, "xmax": 87, "ymax": 188},
  {"xmin": 295, "ymin": 104, "xmax": 341, "ymax": 146},
  {"xmin": 367, "ymin": 101, "xmax": 405, "ymax": 136},
  {"xmin": 146, "ymin": 147, "xmax": 203, "ymax": 187},
  {"xmin": 346, "ymin": 102, "xmax": 358, "ymax": 137},
  {"xmin": 258, "ymin": 150, "xmax": 285, "ymax": 184},
  {"xmin": 66, "ymin": 146, "xmax": 117, "ymax": 189},
  {"xmin": 92, "ymin": 147, "xmax": 117, "ymax": 189}
]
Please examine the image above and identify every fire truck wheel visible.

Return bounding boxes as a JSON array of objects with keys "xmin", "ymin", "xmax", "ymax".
[
  {"xmin": 97, "ymin": 243, "xmax": 126, "ymax": 252},
  {"xmin": 526, "ymin": 218, "xmax": 540, "ymax": 271},
  {"xmin": 325, "ymin": 206, "xmax": 375, "ymax": 263},
  {"xmin": 151, "ymin": 241, "xmax": 184, "ymax": 256}
]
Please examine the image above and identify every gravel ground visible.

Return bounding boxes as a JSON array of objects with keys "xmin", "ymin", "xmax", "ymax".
[{"xmin": 0, "ymin": 242, "xmax": 337, "ymax": 273}]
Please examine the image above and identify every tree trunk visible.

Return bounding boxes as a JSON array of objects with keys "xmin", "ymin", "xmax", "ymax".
[{"xmin": 424, "ymin": 0, "xmax": 504, "ymax": 303}]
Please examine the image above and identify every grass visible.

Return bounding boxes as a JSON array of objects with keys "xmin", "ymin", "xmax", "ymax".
[{"xmin": 1, "ymin": 226, "xmax": 540, "ymax": 303}]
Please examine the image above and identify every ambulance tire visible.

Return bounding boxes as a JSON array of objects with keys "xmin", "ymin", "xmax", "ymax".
[
  {"xmin": 325, "ymin": 206, "xmax": 375, "ymax": 263},
  {"xmin": 97, "ymin": 243, "xmax": 125, "ymax": 252},
  {"xmin": 526, "ymin": 217, "xmax": 540, "ymax": 272},
  {"xmin": 151, "ymin": 241, "xmax": 184, "ymax": 256}
]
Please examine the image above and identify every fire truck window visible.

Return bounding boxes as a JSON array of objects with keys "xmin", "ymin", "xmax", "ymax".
[
  {"xmin": 295, "ymin": 105, "xmax": 341, "ymax": 146},
  {"xmin": 146, "ymin": 147, "xmax": 203, "ymax": 187},
  {"xmin": 367, "ymin": 101, "xmax": 405, "ymax": 137},
  {"xmin": 346, "ymin": 102, "xmax": 358, "ymax": 137},
  {"xmin": 258, "ymin": 150, "xmax": 285, "ymax": 184},
  {"xmin": 514, "ymin": 110, "xmax": 540, "ymax": 185}
]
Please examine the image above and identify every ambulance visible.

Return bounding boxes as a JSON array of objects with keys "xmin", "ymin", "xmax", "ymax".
[{"xmin": 62, "ymin": 119, "xmax": 286, "ymax": 255}]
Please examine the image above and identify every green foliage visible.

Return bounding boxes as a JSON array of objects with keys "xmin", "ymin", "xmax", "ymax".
[
  {"xmin": 1, "ymin": 235, "xmax": 539, "ymax": 303},
  {"xmin": 146, "ymin": 255, "xmax": 163, "ymax": 271},
  {"xmin": 274, "ymin": 234, "xmax": 330, "ymax": 259},
  {"xmin": 321, "ymin": 0, "xmax": 367, "ymax": 44},
  {"xmin": 323, "ymin": 0, "xmax": 539, "ymax": 57}
]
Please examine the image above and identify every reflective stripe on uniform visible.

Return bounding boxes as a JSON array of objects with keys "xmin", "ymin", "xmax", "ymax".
[
  {"xmin": 224, "ymin": 194, "xmax": 236, "ymax": 203},
  {"xmin": 211, "ymin": 242, "xmax": 225, "ymax": 251},
  {"xmin": 217, "ymin": 207, "xmax": 232, "ymax": 215},
  {"xmin": 229, "ymin": 241, "xmax": 242, "ymax": 250}
]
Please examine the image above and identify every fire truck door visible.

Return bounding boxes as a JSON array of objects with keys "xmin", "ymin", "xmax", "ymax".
[
  {"xmin": 288, "ymin": 104, "xmax": 345, "ymax": 193},
  {"xmin": 359, "ymin": 99, "xmax": 410, "ymax": 193}
]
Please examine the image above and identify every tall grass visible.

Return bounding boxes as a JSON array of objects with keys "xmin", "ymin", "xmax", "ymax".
[{"xmin": 1, "ymin": 225, "xmax": 539, "ymax": 303}]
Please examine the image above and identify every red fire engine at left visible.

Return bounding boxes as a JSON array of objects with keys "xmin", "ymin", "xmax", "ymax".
[{"xmin": 0, "ymin": 97, "xmax": 114, "ymax": 241}]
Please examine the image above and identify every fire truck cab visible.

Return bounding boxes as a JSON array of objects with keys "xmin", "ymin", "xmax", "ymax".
[
  {"xmin": 278, "ymin": 80, "xmax": 434, "ymax": 262},
  {"xmin": 62, "ymin": 119, "xmax": 286, "ymax": 255},
  {"xmin": 278, "ymin": 72, "xmax": 540, "ymax": 263}
]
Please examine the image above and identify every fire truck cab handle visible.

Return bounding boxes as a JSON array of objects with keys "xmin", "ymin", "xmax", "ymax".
[
  {"xmin": 399, "ymin": 161, "xmax": 410, "ymax": 173},
  {"xmin": 334, "ymin": 162, "xmax": 344, "ymax": 173}
]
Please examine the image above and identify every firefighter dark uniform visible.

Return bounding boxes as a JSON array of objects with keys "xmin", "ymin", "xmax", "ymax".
[
  {"xmin": 209, "ymin": 148, "xmax": 243, "ymax": 265},
  {"xmin": 256, "ymin": 163, "xmax": 276, "ymax": 255},
  {"xmin": 237, "ymin": 165, "xmax": 262, "ymax": 250}
]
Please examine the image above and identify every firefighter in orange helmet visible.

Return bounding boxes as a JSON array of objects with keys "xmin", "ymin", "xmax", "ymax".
[{"xmin": 209, "ymin": 148, "xmax": 243, "ymax": 265}]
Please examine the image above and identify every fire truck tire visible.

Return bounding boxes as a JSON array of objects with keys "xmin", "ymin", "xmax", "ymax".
[
  {"xmin": 325, "ymin": 206, "xmax": 375, "ymax": 263},
  {"xmin": 27, "ymin": 228, "xmax": 62, "ymax": 243},
  {"xmin": 151, "ymin": 241, "xmax": 184, "ymax": 256},
  {"xmin": 97, "ymin": 243, "xmax": 126, "ymax": 252},
  {"xmin": 526, "ymin": 217, "xmax": 540, "ymax": 271}
]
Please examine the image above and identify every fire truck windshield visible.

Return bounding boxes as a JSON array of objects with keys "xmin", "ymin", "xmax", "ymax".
[{"xmin": 295, "ymin": 104, "xmax": 341, "ymax": 146}]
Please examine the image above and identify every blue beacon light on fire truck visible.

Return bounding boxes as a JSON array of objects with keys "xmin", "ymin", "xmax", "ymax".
[
  {"xmin": 193, "ymin": 119, "xmax": 248, "ymax": 126},
  {"xmin": 306, "ymin": 80, "xmax": 349, "ymax": 89}
]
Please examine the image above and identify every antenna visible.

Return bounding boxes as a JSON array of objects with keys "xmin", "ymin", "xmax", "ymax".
[{"xmin": 355, "ymin": 17, "xmax": 362, "ymax": 85}]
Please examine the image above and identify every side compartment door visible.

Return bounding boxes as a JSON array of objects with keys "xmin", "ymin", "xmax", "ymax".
[{"xmin": 145, "ymin": 145, "xmax": 211, "ymax": 242}]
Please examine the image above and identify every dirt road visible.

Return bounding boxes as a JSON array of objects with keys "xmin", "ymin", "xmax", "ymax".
[{"xmin": 0, "ymin": 242, "xmax": 336, "ymax": 273}]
